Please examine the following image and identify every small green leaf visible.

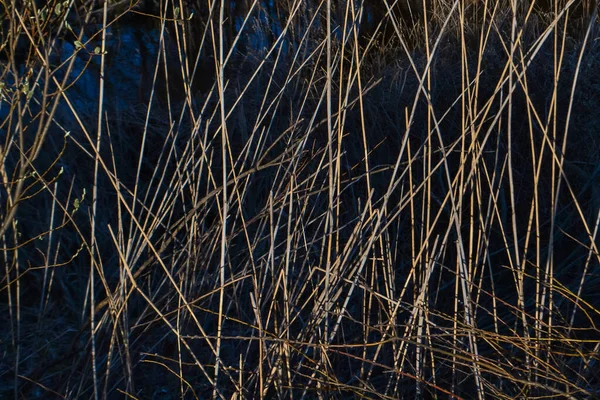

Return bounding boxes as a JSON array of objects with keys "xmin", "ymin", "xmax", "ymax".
[
  {"xmin": 72, "ymin": 189, "xmax": 85, "ymax": 213},
  {"xmin": 74, "ymin": 40, "xmax": 83, "ymax": 50},
  {"xmin": 94, "ymin": 46, "xmax": 101, "ymax": 54},
  {"xmin": 174, "ymin": 6, "xmax": 180, "ymax": 19},
  {"xmin": 38, "ymin": 8, "xmax": 48, "ymax": 21}
]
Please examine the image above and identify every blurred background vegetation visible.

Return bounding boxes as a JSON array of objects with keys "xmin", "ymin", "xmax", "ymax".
[{"xmin": 1, "ymin": 0, "xmax": 599, "ymax": 398}]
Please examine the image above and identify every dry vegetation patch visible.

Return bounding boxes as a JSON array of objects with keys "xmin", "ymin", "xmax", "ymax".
[{"xmin": 1, "ymin": 0, "xmax": 599, "ymax": 398}]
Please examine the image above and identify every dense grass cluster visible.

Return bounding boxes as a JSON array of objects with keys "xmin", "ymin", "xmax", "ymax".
[{"xmin": 1, "ymin": 0, "xmax": 599, "ymax": 398}]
